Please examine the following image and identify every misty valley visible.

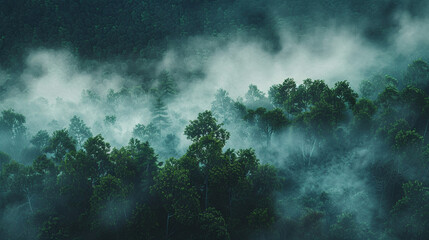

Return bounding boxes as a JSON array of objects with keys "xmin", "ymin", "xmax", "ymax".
[{"xmin": 1, "ymin": 1, "xmax": 429, "ymax": 240}]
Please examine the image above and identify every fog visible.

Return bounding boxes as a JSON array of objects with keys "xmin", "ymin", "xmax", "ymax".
[{"xmin": 0, "ymin": 1, "xmax": 428, "ymax": 239}]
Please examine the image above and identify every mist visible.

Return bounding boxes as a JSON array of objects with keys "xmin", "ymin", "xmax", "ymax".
[{"xmin": 1, "ymin": 1, "xmax": 429, "ymax": 239}]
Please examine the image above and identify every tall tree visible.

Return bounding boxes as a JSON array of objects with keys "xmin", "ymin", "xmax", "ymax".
[
  {"xmin": 30, "ymin": 130, "xmax": 50, "ymax": 151},
  {"xmin": 404, "ymin": 59, "xmax": 429, "ymax": 93},
  {"xmin": 185, "ymin": 111, "xmax": 230, "ymax": 145},
  {"xmin": 45, "ymin": 129, "xmax": 76, "ymax": 164},
  {"xmin": 0, "ymin": 109, "xmax": 27, "ymax": 158},
  {"xmin": 245, "ymin": 84, "xmax": 270, "ymax": 109},
  {"xmin": 151, "ymin": 97, "xmax": 170, "ymax": 131},
  {"xmin": 268, "ymin": 78, "xmax": 296, "ymax": 108},
  {"xmin": 245, "ymin": 108, "xmax": 289, "ymax": 146},
  {"xmin": 152, "ymin": 159, "xmax": 200, "ymax": 239},
  {"xmin": 68, "ymin": 115, "xmax": 93, "ymax": 148},
  {"xmin": 211, "ymin": 89, "xmax": 236, "ymax": 124}
]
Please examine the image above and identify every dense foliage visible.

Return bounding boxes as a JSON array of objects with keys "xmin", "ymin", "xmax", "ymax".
[
  {"xmin": 0, "ymin": 59, "xmax": 429, "ymax": 239},
  {"xmin": 1, "ymin": 1, "xmax": 429, "ymax": 239}
]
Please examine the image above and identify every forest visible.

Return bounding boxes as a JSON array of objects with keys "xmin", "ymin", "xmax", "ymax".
[{"xmin": 1, "ymin": 0, "xmax": 429, "ymax": 240}]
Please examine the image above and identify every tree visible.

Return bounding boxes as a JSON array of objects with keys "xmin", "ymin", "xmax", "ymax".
[
  {"xmin": 285, "ymin": 79, "xmax": 331, "ymax": 116},
  {"xmin": 404, "ymin": 59, "xmax": 429, "ymax": 93},
  {"xmin": 352, "ymin": 98, "xmax": 377, "ymax": 131},
  {"xmin": 90, "ymin": 175, "xmax": 132, "ymax": 237},
  {"xmin": 304, "ymin": 79, "xmax": 330, "ymax": 105},
  {"xmin": 332, "ymin": 80, "xmax": 358, "ymax": 120},
  {"xmin": 160, "ymin": 134, "xmax": 180, "ymax": 159},
  {"xmin": 30, "ymin": 130, "xmax": 50, "ymax": 151},
  {"xmin": 247, "ymin": 208, "xmax": 274, "ymax": 233},
  {"xmin": 84, "ymin": 135, "xmax": 111, "ymax": 177},
  {"xmin": 0, "ymin": 109, "xmax": 26, "ymax": 140},
  {"xmin": 38, "ymin": 216, "xmax": 70, "ymax": 240},
  {"xmin": 104, "ymin": 115, "xmax": 117, "ymax": 126},
  {"xmin": 245, "ymin": 84, "xmax": 270, "ymax": 108},
  {"xmin": 400, "ymin": 85, "xmax": 429, "ymax": 135},
  {"xmin": 0, "ymin": 161, "xmax": 38, "ymax": 239},
  {"xmin": 151, "ymin": 97, "xmax": 170, "ymax": 131},
  {"xmin": 199, "ymin": 208, "xmax": 230, "ymax": 240},
  {"xmin": 393, "ymin": 129, "xmax": 423, "ymax": 152},
  {"xmin": 184, "ymin": 111, "xmax": 231, "ymax": 210},
  {"xmin": 268, "ymin": 78, "xmax": 296, "ymax": 108},
  {"xmin": 152, "ymin": 159, "xmax": 200, "ymax": 239},
  {"xmin": 184, "ymin": 111, "xmax": 230, "ymax": 145},
  {"xmin": 127, "ymin": 203, "xmax": 162, "ymax": 240},
  {"xmin": 0, "ymin": 151, "xmax": 11, "ymax": 171},
  {"xmin": 377, "ymin": 86, "xmax": 401, "ymax": 108},
  {"xmin": 68, "ymin": 115, "xmax": 92, "ymax": 148},
  {"xmin": 379, "ymin": 119, "xmax": 423, "ymax": 153},
  {"xmin": 157, "ymin": 70, "xmax": 177, "ymax": 101},
  {"xmin": 359, "ymin": 75, "xmax": 398, "ymax": 100},
  {"xmin": 211, "ymin": 89, "xmax": 236, "ymax": 124},
  {"xmin": 132, "ymin": 122, "xmax": 161, "ymax": 143},
  {"xmin": 329, "ymin": 213, "xmax": 371, "ymax": 240},
  {"xmin": 246, "ymin": 108, "xmax": 289, "ymax": 146},
  {"xmin": 109, "ymin": 147, "xmax": 138, "ymax": 186},
  {"xmin": 0, "ymin": 109, "xmax": 27, "ymax": 157},
  {"xmin": 245, "ymin": 84, "xmax": 266, "ymax": 103},
  {"xmin": 251, "ymin": 164, "xmax": 279, "ymax": 200},
  {"xmin": 209, "ymin": 148, "xmax": 259, "ymax": 217},
  {"xmin": 390, "ymin": 181, "xmax": 429, "ymax": 239},
  {"xmin": 32, "ymin": 155, "xmax": 59, "ymax": 212},
  {"xmin": 57, "ymin": 149, "xmax": 99, "ymax": 236},
  {"xmin": 0, "ymin": 161, "xmax": 37, "ymax": 214},
  {"xmin": 126, "ymin": 138, "xmax": 158, "ymax": 193},
  {"xmin": 45, "ymin": 129, "xmax": 76, "ymax": 164}
]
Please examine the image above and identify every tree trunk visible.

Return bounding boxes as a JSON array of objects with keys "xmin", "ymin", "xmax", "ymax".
[
  {"xmin": 424, "ymin": 118, "xmax": 429, "ymax": 139},
  {"xmin": 166, "ymin": 212, "xmax": 173, "ymax": 240},
  {"xmin": 25, "ymin": 190, "xmax": 33, "ymax": 214},
  {"xmin": 204, "ymin": 175, "xmax": 209, "ymax": 210},
  {"xmin": 228, "ymin": 188, "xmax": 233, "ymax": 217}
]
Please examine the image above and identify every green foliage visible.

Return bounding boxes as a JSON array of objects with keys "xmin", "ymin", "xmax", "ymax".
[
  {"xmin": 0, "ymin": 109, "xmax": 26, "ymax": 138},
  {"xmin": 30, "ymin": 130, "xmax": 50, "ymax": 150},
  {"xmin": 0, "ymin": 109, "xmax": 27, "ymax": 157},
  {"xmin": 353, "ymin": 98, "xmax": 377, "ymax": 129},
  {"xmin": 90, "ymin": 175, "xmax": 131, "ymax": 229},
  {"xmin": 45, "ymin": 129, "xmax": 76, "ymax": 163},
  {"xmin": 245, "ymin": 107, "xmax": 289, "ymax": 145},
  {"xmin": 329, "ymin": 213, "xmax": 372, "ymax": 240},
  {"xmin": 132, "ymin": 122, "xmax": 160, "ymax": 142},
  {"xmin": 245, "ymin": 84, "xmax": 270, "ymax": 108},
  {"xmin": 404, "ymin": 59, "xmax": 429, "ymax": 92},
  {"xmin": 150, "ymin": 97, "xmax": 169, "ymax": 130},
  {"xmin": 68, "ymin": 116, "xmax": 92, "ymax": 148},
  {"xmin": 394, "ymin": 130, "xmax": 423, "ymax": 151},
  {"xmin": 333, "ymin": 80, "xmax": 358, "ymax": 108},
  {"xmin": 84, "ymin": 135, "xmax": 111, "ymax": 175},
  {"xmin": 3, "ymin": 58, "xmax": 429, "ymax": 240},
  {"xmin": 377, "ymin": 86, "xmax": 400, "ymax": 108},
  {"xmin": 211, "ymin": 89, "xmax": 237, "ymax": 124},
  {"xmin": 0, "ymin": 151, "xmax": 11, "ymax": 170},
  {"xmin": 199, "ymin": 208, "xmax": 230, "ymax": 240},
  {"xmin": 127, "ymin": 203, "xmax": 161, "ymax": 240},
  {"xmin": 155, "ymin": 70, "xmax": 177, "ymax": 101},
  {"xmin": 38, "ymin": 216, "xmax": 70, "ymax": 240},
  {"xmin": 269, "ymin": 78, "xmax": 297, "ymax": 108},
  {"xmin": 185, "ymin": 110, "xmax": 230, "ymax": 145},
  {"xmin": 390, "ymin": 181, "xmax": 429, "ymax": 239},
  {"xmin": 152, "ymin": 159, "xmax": 200, "ymax": 225},
  {"xmin": 247, "ymin": 208, "xmax": 274, "ymax": 229},
  {"xmin": 104, "ymin": 115, "xmax": 117, "ymax": 126},
  {"xmin": 359, "ymin": 75, "xmax": 398, "ymax": 100}
]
